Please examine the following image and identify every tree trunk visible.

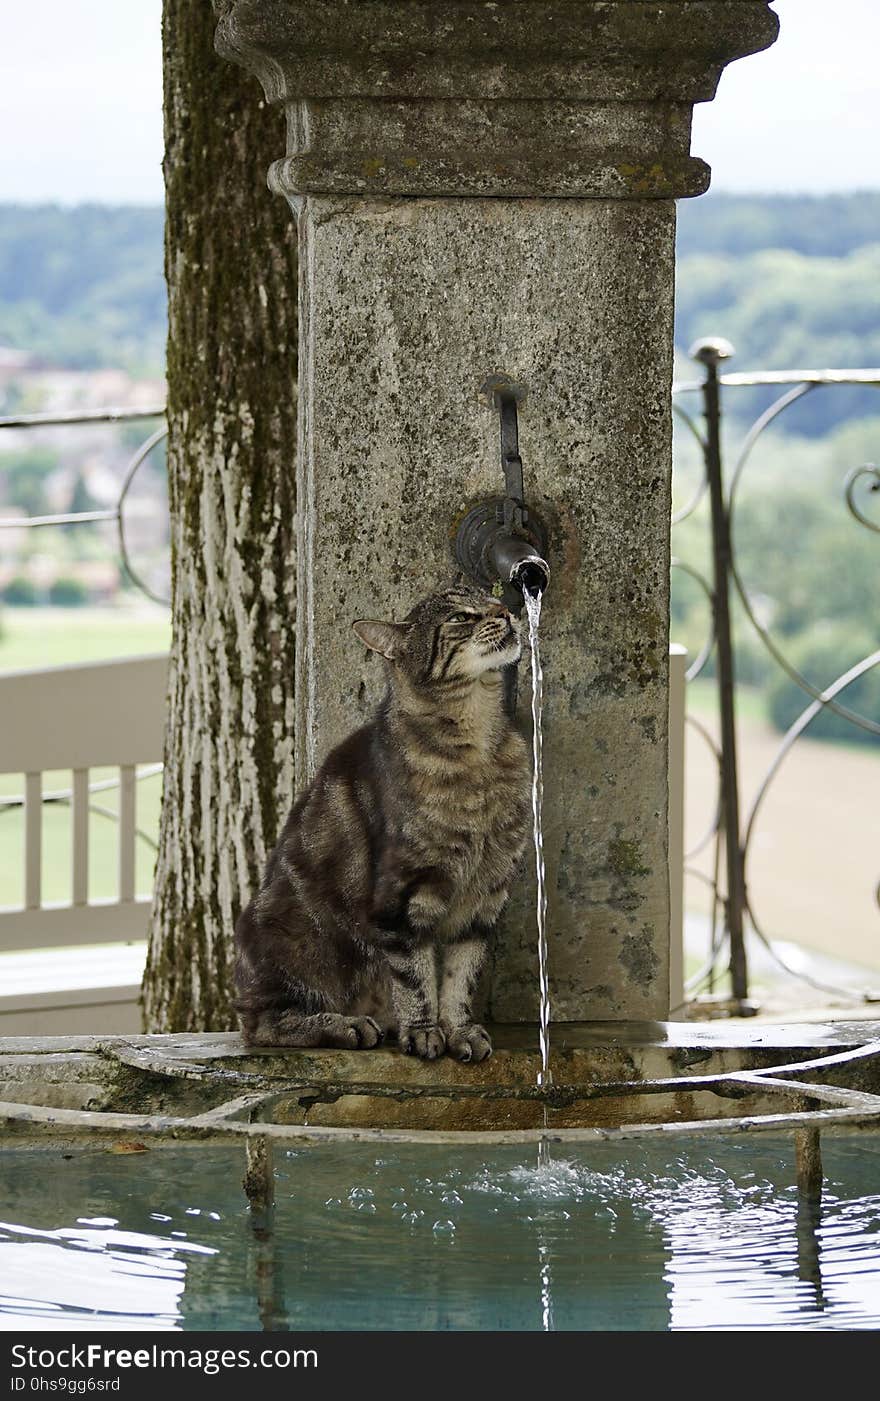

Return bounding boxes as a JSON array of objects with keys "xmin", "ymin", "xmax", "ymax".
[{"xmin": 142, "ymin": 0, "xmax": 297, "ymax": 1031}]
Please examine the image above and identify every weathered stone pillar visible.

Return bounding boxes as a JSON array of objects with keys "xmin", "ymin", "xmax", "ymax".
[{"xmin": 215, "ymin": 1, "xmax": 778, "ymax": 1022}]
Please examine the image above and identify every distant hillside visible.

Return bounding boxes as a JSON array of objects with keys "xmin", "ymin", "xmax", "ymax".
[
  {"xmin": 0, "ymin": 204, "xmax": 165, "ymax": 375},
  {"xmin": 674, "ymin": 192, "xmax": 880, "ymax": 433},
  {"xmin": 2, "ymin": 195, "xmax": 880, "ymax": 430},
  {"xmin": 675, "ymin": 242, "xmax": 880, "ymax": 369},
  {"xmin": 676, "ymin": 192, "xmax": 880, "ymax": 258}
]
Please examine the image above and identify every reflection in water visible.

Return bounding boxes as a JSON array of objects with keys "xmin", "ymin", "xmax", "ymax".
[
  {"xmin": 0, "ymin": 1219, "xmax": 204, "ymax": 1329},
  {"xmin": 241, "ymin": 1135, "xmax": 289, "ymax": 1331},
  {"xmin": 1, "ymin": 1136, "xmax": 878, "ymax": 1331},
  {"xmin": 796, "ymin": 1197, "xmax": 827, "ymax": 1310},
  {"xmin": 248, "ymin": 1203, "xmax": 289, "ymax": 1333}
]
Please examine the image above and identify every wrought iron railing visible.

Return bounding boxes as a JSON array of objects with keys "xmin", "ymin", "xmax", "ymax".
[
  {"xmin": 673, "ymin": 341, "xmax": 880, "ymax": 1012},
  {"xmin": 2, "ymin": 379, "xmax": 879, "ymax": 1012},
  {"xmin": 0, "ymin": 404, "xmax": 169, "ymax": 604}
]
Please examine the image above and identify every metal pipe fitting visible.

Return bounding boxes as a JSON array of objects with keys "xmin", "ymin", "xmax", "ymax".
[{"xmin": 454, "ymin": 377, "xmax": 550, "ymax": 610}]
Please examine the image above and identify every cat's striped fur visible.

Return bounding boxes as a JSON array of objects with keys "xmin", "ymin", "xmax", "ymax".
[{"xmin": 234, "ymin": 585, "xmax": 531, "ymax": 1061}]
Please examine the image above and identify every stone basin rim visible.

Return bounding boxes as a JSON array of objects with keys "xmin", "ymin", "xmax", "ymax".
[
  {"xmin": 2, "ymin": 1028, "xmax": 878, "ymax": 1144},
  {"xmin": 2, "ymin": 1096, "xmax": 880, "ymax": 1148},
  {"xmin": 2, "ymin": 1039, "xmax": 880, "ymax": 1146}
]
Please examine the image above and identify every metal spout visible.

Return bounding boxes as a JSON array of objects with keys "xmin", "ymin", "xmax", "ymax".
[
  {"xmin": 494, "ymin": 537, "xmax": 550, "ymax": 599},
  {"xmin": 454, "ymin": 503, "xmax": 549, "ymax": 610},
  {"xmin": 454, "ymin": 377, "xmax": 550, "ymax": 611}
]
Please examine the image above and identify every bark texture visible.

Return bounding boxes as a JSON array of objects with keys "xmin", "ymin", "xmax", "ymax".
[{"xmin": 142, "ymin": 0, "xmax": 298, "ymax": 1031}]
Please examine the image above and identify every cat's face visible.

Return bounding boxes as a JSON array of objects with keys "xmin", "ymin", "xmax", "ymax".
[{"xmin": 354, "ymin": 586, "xmax": 521, "ymax": 683}]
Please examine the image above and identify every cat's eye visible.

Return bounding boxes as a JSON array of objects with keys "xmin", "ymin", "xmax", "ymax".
[{"xmin": 448, "ymin": 611, "xmax": 475, "ymax": 624}]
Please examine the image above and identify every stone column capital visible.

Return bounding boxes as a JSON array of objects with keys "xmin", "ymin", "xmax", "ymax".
[{"xmin": 215, "ymin": 0, "xmax": 779, "ymax": 198}]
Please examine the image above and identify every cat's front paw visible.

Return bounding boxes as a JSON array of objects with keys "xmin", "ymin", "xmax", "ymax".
[
  {"xmin": 445, "ymin": 1024, "xmax": 492, "ymax": 1064},
  {"xmin": 399, "ymin": 1024, "xmax": 446, "ymax": 1060},
  {"xmin": 324, "ymin": 1015, "xmax": 383, "ymax": 1049}
]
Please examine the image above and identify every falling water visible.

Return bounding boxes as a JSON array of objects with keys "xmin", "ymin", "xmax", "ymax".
[
  {"xmin": 523, "ymin": 587, "xmax": 552, "ymax": 1170},
  {"xmin": 523, "ymin": 587, "xmax": 556, "ymax": 1324},
  {"xmin": 538, "ymin": 1239, "xmax": 555, "ymax": 1332}
]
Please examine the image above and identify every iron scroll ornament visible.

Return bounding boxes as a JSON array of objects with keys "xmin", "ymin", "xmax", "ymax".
[{"xmin": 671, "ymin": 345, "xmax": 880, "ymax": 1006}]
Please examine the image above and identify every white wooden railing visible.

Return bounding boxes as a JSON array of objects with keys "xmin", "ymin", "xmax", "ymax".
[{"xmin": 0, "ymin": 653, "xmax": 168, "ymax": 1031}]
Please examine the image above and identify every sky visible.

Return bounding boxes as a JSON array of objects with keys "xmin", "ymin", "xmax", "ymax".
[{"xmin": 0, "ymin": 0, "xmax": 877, "ymax": 204}]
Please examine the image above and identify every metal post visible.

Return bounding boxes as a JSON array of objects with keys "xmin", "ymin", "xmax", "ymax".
[
  {"xmin": 691, "ymin": 337, "xmax": 750, "ymax": 1005},
  {"xmin": 243, "ymin": 1133, "xmax": 274, "ymax": 1209},
  {"xmin": 795, "ymin": 1125, "xmax": 824, "ymax": 1200}
]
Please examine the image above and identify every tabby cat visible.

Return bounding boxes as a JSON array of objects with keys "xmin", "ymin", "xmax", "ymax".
[{"xmin": 234, "ymin": 584, "xmax": 531, "ymax": 1061}]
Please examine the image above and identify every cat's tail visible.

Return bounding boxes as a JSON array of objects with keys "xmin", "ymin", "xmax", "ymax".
[{"xmin": 234, "ymin": 979, "xmax": 330, "ymax": 1045}]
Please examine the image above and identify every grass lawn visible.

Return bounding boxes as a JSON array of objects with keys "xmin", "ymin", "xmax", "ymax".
[
  {"xmin": 684, "ymin": 674, "xmax": 767, "ymax": 724},
  {"xmin": 0, "ymin": 605, "xmax": 171, "ymax": 673}
]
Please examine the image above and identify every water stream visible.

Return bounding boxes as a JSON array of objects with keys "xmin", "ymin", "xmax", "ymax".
[
  {"xmin": 523, "ymin": 587, "xmax": 552, "ymax": 1176},
  {"xmin": 522, "ymin": 587, "xmax": 555, "ymax": 1323}
]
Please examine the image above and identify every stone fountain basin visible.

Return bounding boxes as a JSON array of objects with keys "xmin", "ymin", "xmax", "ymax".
[{"xmin": 2, "ymin": 1021, "xmax": 879, "ymax": 1143}]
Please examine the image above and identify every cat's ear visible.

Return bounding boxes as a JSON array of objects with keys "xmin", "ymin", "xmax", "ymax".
[{"xmin": 352, "ymin": 619, "xmax": 410, "ymax": 660}]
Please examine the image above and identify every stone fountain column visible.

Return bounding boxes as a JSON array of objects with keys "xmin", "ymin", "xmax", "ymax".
[{"xmin": 215, "ymin": 1, "xmax": 778, "ymax": 1023}]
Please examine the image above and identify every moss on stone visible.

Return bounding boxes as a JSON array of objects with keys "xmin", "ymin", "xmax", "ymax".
[{"xmin": 608, "ymin": 838, "xmax": 650, "ymax": 881}]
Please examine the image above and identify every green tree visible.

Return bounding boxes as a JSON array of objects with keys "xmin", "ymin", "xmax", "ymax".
[
  {"xmin": 767, "ymin": 623, "xmax": 880, "ymax": 747},
  {"xmin": 3, "ymin": 576, "xmax": 38, "ymax": 606},
  {"xmin": 1, "ymin": 447, "xmax": 56, "ymax": 517},
  {"xmin": 48, "ymin": 576, "xmax": 88, "ymax": 606},
  {"xmin": 68, "ymin": 472, "xmax": 98, "ymax": 516}
]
